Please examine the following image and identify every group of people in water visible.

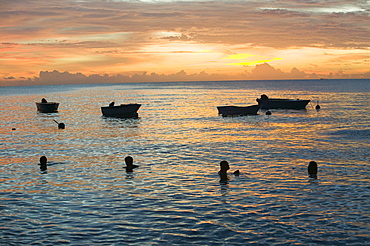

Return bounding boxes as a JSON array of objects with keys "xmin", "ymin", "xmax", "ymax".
[
  {"xmin": 38, "ymin": 155, "xmax": 139, "ymax": 172},
  {"xmin": 39, "ymin": 155, "xmax": 318, "ymax": 180},
  {"xmin": 218, "ymin": 160, "xmax": 318, "ymax": 181}
]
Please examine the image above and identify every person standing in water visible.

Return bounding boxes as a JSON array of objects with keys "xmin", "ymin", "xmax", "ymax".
[{"xmin": 124, "ymin": 156, "xmax": 139, "ymax": 172}]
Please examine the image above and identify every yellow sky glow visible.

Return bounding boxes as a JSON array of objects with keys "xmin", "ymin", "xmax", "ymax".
[
  {"xmin": 225, "ymin": 53, "xmax": 283, "ymax": 67},
  {"xmin": 1, "ymin": 0, "xmax": 370, "ymax": 85}
]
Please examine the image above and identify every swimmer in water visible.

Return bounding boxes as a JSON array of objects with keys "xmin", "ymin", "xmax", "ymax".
[
  {"xmin": 40, "ymin": 156, "xmax": 47, "ymax": 171},
  {"xmin": 218, "ymin": 160, "xmax": 240, "ymax": 182},
  {"xmin": 308, "ymin": 161, "xmax": 318, "ymax": 179},
  {"xmin": 124, "ymin": 156, "xmax": 139, "ymax": 172}
]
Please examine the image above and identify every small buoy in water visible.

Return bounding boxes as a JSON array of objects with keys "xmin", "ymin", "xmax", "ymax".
[
  {"xmin": 266, "ymin": 110, "xmax": 272, "ymax": 116},
  {"xmin": 12, "ymin": 128, "xmax": 16, "ymax": 130},
  {"xmin": 315, "ymin": 100, "xmax": 321, "ymax": 110}
]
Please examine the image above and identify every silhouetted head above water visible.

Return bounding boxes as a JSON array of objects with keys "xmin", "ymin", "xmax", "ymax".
[
  {"xmin": 308, "ymin": 161, "xmax": 318, "ymax": 178},
  {"xmin": 218, "ymin": 160, "xmax": 239, "ymax": 182},
  {"xmin": 53, "ymin": 119, "xmax": 65, "ymax": 129},
  {"xmin": 219, "ymin": 160, "xmax": 230, "ymax": 173},
  {"xmin": 58, "ymin": 123, "xmax": 65, "ymax": 129},
  {"xmin": 40, "ymin": 156, "xmax": 47, "ymax": 171},
  {"xmin": 125, "ymin": 156, "xmax": 139, "ymax": 172}
]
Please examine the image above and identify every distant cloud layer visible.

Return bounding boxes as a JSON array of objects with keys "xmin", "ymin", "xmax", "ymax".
[
  {"xmin": 1, "ymin": 0, "xmax": 370, "ymax": 85},
  {"xmin": 3, "ymin": 63, "xmax": 369, "ymax": 87}
]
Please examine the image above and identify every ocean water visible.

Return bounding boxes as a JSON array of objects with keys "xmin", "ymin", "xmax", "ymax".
[{"xmin": 0, "ymin": 79, "xmax": 369, "ymax": 245}]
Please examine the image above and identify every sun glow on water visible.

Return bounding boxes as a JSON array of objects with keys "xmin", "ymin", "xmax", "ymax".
[{"xmin": 1, "ymin": 80, "xmax": 369, "ymax": 245}]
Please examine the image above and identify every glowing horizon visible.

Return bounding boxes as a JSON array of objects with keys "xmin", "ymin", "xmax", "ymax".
[{"xmin": 1, "ymin": 0, "xmax": 370, "ymax": 85}]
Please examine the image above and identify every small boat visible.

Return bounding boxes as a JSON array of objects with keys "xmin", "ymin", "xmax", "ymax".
[
  {"xmin": 101, "ymin": 103, "xmax": 141, "ymax": 118},
  {"xmin": 36, "ymin": 102, "xmax": 59, "ymax": 113},
  {"xmin": 256, "ymin": 94, "xmax": 310, "ymax": 109},
  {"xmin": 217, "ymin": 105, "xmax": 260, "ymax": 116}
]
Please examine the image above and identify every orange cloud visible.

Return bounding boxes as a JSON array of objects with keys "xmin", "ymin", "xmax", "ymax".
[{"xmin": 1, "ymin": 0, "xmax": 370, "ymax": 83}]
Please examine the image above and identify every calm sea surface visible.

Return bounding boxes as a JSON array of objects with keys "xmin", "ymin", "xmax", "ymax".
[{"xmin": 1, "ymin": 79, "xmax": 369, "ymax": 245}]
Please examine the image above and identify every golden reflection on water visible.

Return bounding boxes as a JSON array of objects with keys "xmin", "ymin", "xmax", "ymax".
[{"xmin": 0, "ymin": 82, "xmax": 369, "ymax": 245}]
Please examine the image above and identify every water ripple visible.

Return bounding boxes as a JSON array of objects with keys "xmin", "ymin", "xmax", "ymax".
[{"xmin": 1, "ymin": 81, "xmax": 369, "ymax": 245}]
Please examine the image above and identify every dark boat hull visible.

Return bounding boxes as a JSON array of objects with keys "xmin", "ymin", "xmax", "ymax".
[
  {"xmin": 217, "ymin": 105, "xmax": 260, "ymax": 116},
  {"xmin": 101, "ymin": 104, "xmax": 141, "ymax": 118},
  {"xmin": 257, "ymin": 99, "xmax": 310, "ymax": 109},
  {"xmin": 36, "ymin": 102, "xmax": 59, "ymax": 113}
]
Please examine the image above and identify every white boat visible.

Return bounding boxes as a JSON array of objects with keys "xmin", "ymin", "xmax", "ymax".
[
  {"xmin": 217, "ymin": 105, "xmax": 260, "ymax": 116},
  {"xmin": 101, "ymin": 103, "xmax": 141, "ymax": 118},
  {"xmin": 36, "ymin": 102, "xmax": 59, "ymax": 113}
]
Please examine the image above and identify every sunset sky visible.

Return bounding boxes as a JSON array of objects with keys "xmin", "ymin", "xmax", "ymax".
[{"xmin": 1, "ymin": 0, "xmax": 370, "ymax": 85}]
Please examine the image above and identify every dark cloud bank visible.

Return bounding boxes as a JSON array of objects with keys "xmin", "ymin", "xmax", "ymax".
[{"xmin": 2, "ymin": 63, "xmax": 370, "ymax": 87}]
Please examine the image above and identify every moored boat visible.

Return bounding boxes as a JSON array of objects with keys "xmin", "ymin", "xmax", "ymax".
[
  {"xmin": 217, "ymin": 105, "xmax": 260, "ymax": 116},
  {"xmin": 256, "ymin": 94, "xmax": 310, "ymax": 109},
  {"xmin": 101, "ymin": 103, "xmax": 141, "ymax": 118},
  {"xmin": 36, "ymin": 101, "xmax": 59, "ymax": 113}
]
